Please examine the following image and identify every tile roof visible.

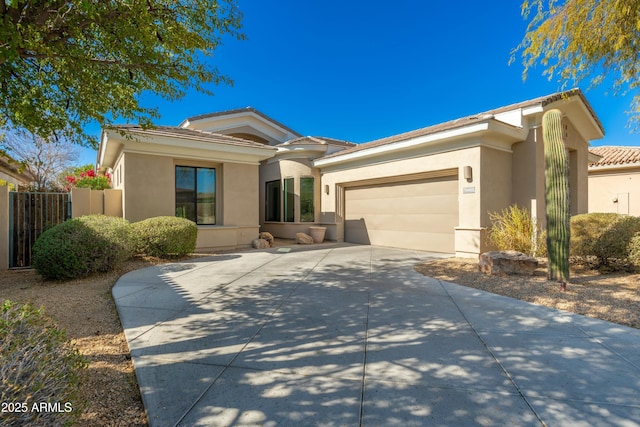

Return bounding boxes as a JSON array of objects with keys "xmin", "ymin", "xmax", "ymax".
[
  {"xmin": 110, "ymin": 125, "xmax": 277, "ymax": 151},
  {"xmin": 318, "ymin": 89, "xmax": 602, "ymax": 161},
  {"xmin": 589, "ymin": 146, "xmax": 640, "ymax": 167},
  {"xmin": 0, "ymin": 155, "xmax": 35, "ymax": 181},
  {"xmin": 182, "ymin": 107, "xmax": 302, "ymax": 137}
]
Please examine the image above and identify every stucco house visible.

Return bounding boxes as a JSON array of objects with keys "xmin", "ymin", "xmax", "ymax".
[
  {"xmin": 588, "ymin": 146, "xmax": 640, "ymax": 216},
  {"xmin": 97, "ymin": 89, "xmax": 604, "ymax": 257}
]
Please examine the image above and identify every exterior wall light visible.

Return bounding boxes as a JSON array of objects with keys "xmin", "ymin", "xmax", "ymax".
[{"xmin": 464, "ymin": 166, "xmax": 473, "ymax": 182}]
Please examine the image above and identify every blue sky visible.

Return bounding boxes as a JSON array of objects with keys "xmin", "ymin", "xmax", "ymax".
[{"xmin": 83, "ymin": 1, "xmax": 639, "ymax": 164}]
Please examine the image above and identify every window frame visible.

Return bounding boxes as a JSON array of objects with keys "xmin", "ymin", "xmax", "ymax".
[
  {"xmin": 300, "ymin": 176, "xmax": 315, "ymax": 222},
  {"xmin": 175, "ymin": 165, "xmax": 216, "ymax": 225},
  {"xmin": 265, "ymin": 179, "xmax": 281, "ymax": 222}
]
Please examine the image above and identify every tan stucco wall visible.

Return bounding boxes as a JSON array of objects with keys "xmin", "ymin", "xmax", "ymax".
[
  {"xmin": 122, "ymin": 153, "xmax": 175, "ymax": 222},
  {"xmin": 589, "ymin": 168, "xmax": 640, "ymax": 216},
  {"xmin": 71, "ymin": 188, "xmax": 122, "ymax": 217},
  {"xmin": 511, "ymin": 119, "xmax": 590, "ymax": 227},
  {"xmin": 119, "ymin": 153, "xmax": 261, "ymax": 250}
]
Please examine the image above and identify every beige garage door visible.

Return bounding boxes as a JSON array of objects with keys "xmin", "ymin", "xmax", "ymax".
[{"xmin": 344, "ymin": 175, "xmax": 458, "ymax": 253}]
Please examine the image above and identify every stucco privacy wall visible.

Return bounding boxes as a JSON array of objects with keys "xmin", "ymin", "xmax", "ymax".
[{"xmin": 70, "ymin": 188, "xmax": 123, "ymax": 217}]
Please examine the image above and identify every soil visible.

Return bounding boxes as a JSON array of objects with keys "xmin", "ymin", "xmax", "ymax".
[{"xmin": 1, "ymin": 253, "xmax": 638, "ymax": 426}]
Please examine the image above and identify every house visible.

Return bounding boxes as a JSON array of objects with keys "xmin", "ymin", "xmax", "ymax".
[
  {"xmin": 588, "ymin": 146, "xmax": 640, "ymax": 216},
  {"xmin": 97, "ymin": 89, "xmax": 604, "ymax": 257},
  {"xmin": 0, "ymin": 154, "xmax": 34, "ymax": 190}
]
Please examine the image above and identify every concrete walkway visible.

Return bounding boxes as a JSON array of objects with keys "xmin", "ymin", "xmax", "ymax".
[{"xmin": 113, "ymin": 245, "xmax": 640, "ymax": 427}]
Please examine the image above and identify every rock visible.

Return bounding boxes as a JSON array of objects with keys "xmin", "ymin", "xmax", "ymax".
[
  {"xmin": 479, "ymin": 251, "xmax": 538, "ymax": 276},
  {"xmin": 259, "ymin": 232, "xmax": 274, "ymax": 247},
  {"xmin": 252, "ymin": 238, "xmax": 270, "ymax": 249},
  {"xmin": 295, "ymin": 232, "xmax": 314, "ymax": 244}
]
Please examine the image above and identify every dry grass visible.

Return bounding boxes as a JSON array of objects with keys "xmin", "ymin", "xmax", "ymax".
[{"xmin": 415, "ymin": 258, "xmax": 640, "ymax": 329}]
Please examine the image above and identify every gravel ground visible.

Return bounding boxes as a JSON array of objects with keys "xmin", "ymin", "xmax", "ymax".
[{"xmin": 2, "ymin": 253, "xmax": 638, "ymax": 426}]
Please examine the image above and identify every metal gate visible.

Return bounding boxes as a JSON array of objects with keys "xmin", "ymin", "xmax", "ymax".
[{"xmin": 9, "ymin": 192, "xmax": 71, "ymax": 268}]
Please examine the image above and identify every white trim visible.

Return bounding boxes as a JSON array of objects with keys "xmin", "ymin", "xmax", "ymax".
[{"xmin": 313, "ymin": 120, "xmax": 525, "ymax": 168}]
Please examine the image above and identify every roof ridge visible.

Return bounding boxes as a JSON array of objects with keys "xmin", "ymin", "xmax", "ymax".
[{"xmin": 181, "ymin": 107, "xmax": 302, "ymax": 137}]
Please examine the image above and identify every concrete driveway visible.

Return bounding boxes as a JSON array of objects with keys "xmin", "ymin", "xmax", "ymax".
[{"xmin": 113, "ymin": 244, "xmax": 640, "ymax": 427}]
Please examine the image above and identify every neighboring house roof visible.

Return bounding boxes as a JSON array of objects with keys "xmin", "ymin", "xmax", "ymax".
[
  {"xmin": 180, "ymin": 107, "xmax": 303, "ymax": 138},
  {"xmin": 317, "ymin": 89, "xmax": 603, "ymax": 163},
  {"xmin": 589, "ymin": 146, "xmax": 640, "ymax": 168},
  {"xmin": 0, "ymin": 154, "xmax": 34, "ymax": 184},
  {"xmin": 111, "ymin": 124, "xmax": 278, "ymax": 150}
]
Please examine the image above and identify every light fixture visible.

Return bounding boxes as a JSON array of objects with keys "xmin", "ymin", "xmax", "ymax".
[
  {"xmin": 463, "ymin": 166, "xmax": 473, "ymax": 182},
  {"xmin": 324, "ymin": 184, "xmax": 330, "ymax": 195}
]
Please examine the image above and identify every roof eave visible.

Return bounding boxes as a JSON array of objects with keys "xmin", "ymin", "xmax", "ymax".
[{"xmin": 313, "ymin": 120, "xmax": 526, "ymax": 168}]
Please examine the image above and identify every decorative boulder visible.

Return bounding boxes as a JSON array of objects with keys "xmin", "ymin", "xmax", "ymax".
[
  {"xmin": 295, "ymin": 232, "xmax": 314, "ymax": 245},
  {"xmin": 479, "ymin": 251, "xmax": 538, "ymax": 276},
  {"xmin": 252, "ymin": 239, "xmax": 270, "ymax": 249},
  {"xmin": 259, "ymin": 232, "xmax": 274, "ymax": 247}
]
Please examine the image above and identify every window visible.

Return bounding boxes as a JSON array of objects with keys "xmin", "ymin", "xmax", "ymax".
[
  {"xmin": 284, "ymin": 178, "xmax": 294, "ymax": 222},
  {"xmin": 300, "ymin": 177, "xmax": 314, "ymax": 222},
  {"xmin": 175, "ymin": 166, "xmax": 216, "ymax": 225},
  {"xmin": 265, "ymin": 180, "xmax": 281, "ymax": 221}
]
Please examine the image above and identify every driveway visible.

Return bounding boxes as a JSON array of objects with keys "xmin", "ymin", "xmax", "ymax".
[{"xmin": 113, "ymin": 244, "xmax": 640, "ymax": 427}]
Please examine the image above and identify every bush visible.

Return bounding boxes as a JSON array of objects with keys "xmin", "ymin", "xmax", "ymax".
[
  {"xmin": 32, "ymin": 215, "xmax": 133, "ymax": 280},
  {"xmin": 570, "ymin": 213, "xmax": 640, "ymax": 268},
  {"xmin": 629, "ymin": 233, "xmax": 640, "ymax": 270},
  {"xmin": 487, "ymin": 205, "xmax": 546, "ymax": 257},
  {"xmin": 131, "ymin": 216, "xmax": 197, "ymax": 257},
  {"xmin": 1, "ymin": 301, "xmax": 87, "ymax": 427}
]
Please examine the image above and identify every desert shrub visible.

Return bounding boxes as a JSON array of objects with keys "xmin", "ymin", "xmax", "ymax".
[
  {"xmin": 131, "ymin": 216, "xmax": 197, "ymax": 257},
  {"xmin": 1, "ymin": 301, "xmax": 87, "ymax": 427},
  {"xmin": 32, "ymin": 215, "xmax": 133, "ymax": 280},
  {"xmin": 487, "ymin": 205, "xmax": 546, "ymax": 257},
  {"xmin": 570, "ymin": 213, "xmax": 640, "ymax": 269},
  {"xmin": 570, "ymin": 213, "xmax": 621, "ymax": 258},
  {"xmin": 629, "ymin": 233, "xmax": 640, "ymax": 270}
]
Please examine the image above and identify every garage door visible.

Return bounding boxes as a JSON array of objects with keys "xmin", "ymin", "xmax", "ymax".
[{"xmin": 344, "ymin": 175, "xmax": 458, "ymax": 253}]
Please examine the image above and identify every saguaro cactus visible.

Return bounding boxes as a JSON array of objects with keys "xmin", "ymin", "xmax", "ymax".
[{"xmin": 542, "ymin": 109, "xmax": 570, "ymax": 288}]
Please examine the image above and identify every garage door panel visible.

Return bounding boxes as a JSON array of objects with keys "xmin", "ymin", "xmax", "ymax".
[
  {"xmin": 346, "ymin": 195, "xmax": 459, "ymax": 216},
  {"xmin": 344, "ymin": 176, "xmax": 458, "ymax": 253}
]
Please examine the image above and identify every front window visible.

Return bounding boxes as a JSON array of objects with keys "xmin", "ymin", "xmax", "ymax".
[
  {"xmin": 175, "ymin": 166, "xmax": 216, "ymax": 225},
  {"xmin": 284, "ymin": 178, "xmax": 295, "ymax": 222},
  {"xmin": 265, "ymin": 180, "xmax": 281, "ymax": 221},
  {"xmin": 300, "ymin": 177, "xmax": 314, "ymax": 222}
]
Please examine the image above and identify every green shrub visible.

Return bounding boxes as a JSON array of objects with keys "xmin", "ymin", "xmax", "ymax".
[
  {"xmin": 629, "ymin": 233, "xmax": 640, "ymax": 270},
  {"xmin": 131, "ymin": 216, "xmax": 197, "ymax": 257},
  {"xmin": 487, "ymin": 205, "xmax": 547, "ymax": 257},
  {"xmin": 1, "ymin": 301, "xmax": 87, "ymax": 427},
  {"xmin": 32, "ymin": 215, "xmax": 133, "ymax": 280},
  {"xmin": 570, "ymin": 213, "xmax": 640, "ymax": 268}
]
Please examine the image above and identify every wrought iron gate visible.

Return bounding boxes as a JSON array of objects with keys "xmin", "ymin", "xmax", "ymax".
[{"xmin": 9, "ymin": 192, "xmax": 71, "ymax": 268}]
